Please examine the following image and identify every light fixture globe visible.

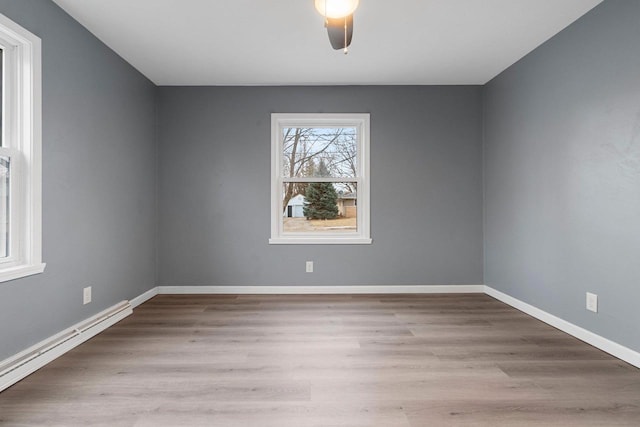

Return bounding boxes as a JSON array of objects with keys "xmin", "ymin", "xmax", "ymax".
[{"xmin": 314, "ymin": 0, "xmax": 359, "ymax": 19}]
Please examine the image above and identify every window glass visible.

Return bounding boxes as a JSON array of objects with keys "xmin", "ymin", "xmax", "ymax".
[
  {"xmin": 282, "ymin": 127, "xmax": 357, "ymax": 178},
  {"xmin": 0, "ymin": 48, "xmax": 3, "ymax": 147},
  {"xmin": 282, "ymin": 182, "xmax": 357, "ymax": 234},
  {"xmin": 0, "ymin": 155, "xmax": 9, "ymax": 258}
]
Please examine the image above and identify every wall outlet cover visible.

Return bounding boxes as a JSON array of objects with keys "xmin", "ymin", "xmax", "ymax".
[
  {"xmin": 83, "ymin": 286, "xmax": 92, "ymax": 305},
  {"xmin": 586, "ymin": 292, "xmax": 598, "ymax": 313}
]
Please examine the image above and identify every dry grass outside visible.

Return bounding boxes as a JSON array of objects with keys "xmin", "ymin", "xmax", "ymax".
[
  {"xmin": 309, "ymin": 217, "xmax": 356, "ymax": 228},
  {"xmin": 283, "ymin": 217, "xmax": 356, "ymax": 232}
]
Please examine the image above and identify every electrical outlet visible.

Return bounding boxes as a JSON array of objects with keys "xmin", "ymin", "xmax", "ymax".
[
  {"xmin": 306, "ymin": 261, "xmax": 314, "ymax": 273},
  {"xmin": 83, "ymin": 286, "xmax": 92, "ymax": 305},
  {"xmin": 586, "ymin": 292, "xmax": 598, "ymax": 313}
]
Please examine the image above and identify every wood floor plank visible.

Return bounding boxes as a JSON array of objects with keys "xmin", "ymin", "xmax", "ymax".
[
  {"xmin": 1, "ymin": 293, "xmax": 639, "ymax": 426},
  {"xmin": 404, "ymin": 399, "xmax": 640, "ymax": 426}
]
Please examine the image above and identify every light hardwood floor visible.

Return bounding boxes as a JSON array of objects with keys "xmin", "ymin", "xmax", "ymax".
[{"xmin": 1, "ymin": 294, "xmax": 639, "ymax": 426}]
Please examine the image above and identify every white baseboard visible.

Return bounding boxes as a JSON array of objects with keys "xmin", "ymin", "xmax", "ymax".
[
  {"xmin": 484, "ymin": 286, "xmax": 640, "ymax": 369},
  {"xmin": 0, "ymin": 300, "xmax": 132, "ymax": 393},
  {"xmin": 157, "ymin": 284, "xmax": 485, "ymax": 294},
  {"xmin": 130, "ymin": 286, "xmax": 159, "ymax": 308}
]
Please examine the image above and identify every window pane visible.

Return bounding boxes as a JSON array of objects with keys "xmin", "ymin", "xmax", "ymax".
[
  {"xmin": 282, "ymin": 127, "xmax": 357, "ymax": 178},
  {"xmin": 0, "ymin": 156, "xmax": 9, "ymax": 258},
  {"xmin": 0, "ymin": 48, "xmax": 3, "ymax": 147},
  {"xmin": 282, "ymin": 182, "xmax": 357, "ymax": 234}
]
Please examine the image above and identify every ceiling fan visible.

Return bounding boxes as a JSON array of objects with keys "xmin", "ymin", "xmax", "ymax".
[{"xmin": 314, "ymin": 0, "xmax": 359, "ymax": 54}]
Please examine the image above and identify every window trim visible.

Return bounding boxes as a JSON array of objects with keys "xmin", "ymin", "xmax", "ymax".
[
  {"xmin": 270, "ymin": 113, "xmax": 371, "ymax": 245},
  {"xmin": 0, "ymin": 13, "xmax": 45, "ymax": 283}
]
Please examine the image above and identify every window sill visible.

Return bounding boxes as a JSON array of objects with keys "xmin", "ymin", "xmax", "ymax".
[
  {"xmin": 269, "ymin": 237, "xmax": 372, "ymax": 245},
  {"xmin": 0, "ymin": 263, "xmax": 46, "ymax": 283}
]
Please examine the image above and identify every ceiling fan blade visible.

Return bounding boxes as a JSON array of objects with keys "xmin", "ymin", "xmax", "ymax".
[{"xmin": 326, "ymin": 14, "xmax": 353, "ymax": 50}]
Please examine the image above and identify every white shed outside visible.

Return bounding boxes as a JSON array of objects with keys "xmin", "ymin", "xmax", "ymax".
[{"xmin": 285, "ymin": 194, "xmax": 305, "ymax": 218}]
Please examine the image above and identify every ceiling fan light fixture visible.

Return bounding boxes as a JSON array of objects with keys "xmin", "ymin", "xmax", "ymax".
[{"xmin": 314, "ymin": 0, "xmax": 359, "ymax": 19}]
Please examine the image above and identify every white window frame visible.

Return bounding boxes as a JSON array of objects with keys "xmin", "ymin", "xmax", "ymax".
[
  {"xmin": 270, "ymin": 113, "xmax": 371, "ymax": 245},
  {"xmin": 0, "ymin": 13, "xmax": 45, "ymax": 282}
]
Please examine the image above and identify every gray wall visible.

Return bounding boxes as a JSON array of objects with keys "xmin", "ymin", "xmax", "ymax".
[
  {"xmin": 484, "ymin": 0, "xmax": 640, "ymax": 352},
  {"xmin": 0, "ymin": 0, "xmax": 157, "ymax": 360},
  {"xmin": 157, "ymin": 86, "xmax": 483, "ymax": 287}
]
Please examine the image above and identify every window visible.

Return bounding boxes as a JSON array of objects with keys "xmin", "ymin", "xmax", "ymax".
[
  {"xmin": 0, "ymin": 14, "xmax": 44, "ymax": 282},
  {"xmin": 270, "ymin": 113, "xmax": 371, "ymax": 244}
]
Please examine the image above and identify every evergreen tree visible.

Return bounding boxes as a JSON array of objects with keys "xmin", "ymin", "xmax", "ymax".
[{"xmin": 303, "ymin": 160, "xmax": 339, "ymax": 220}]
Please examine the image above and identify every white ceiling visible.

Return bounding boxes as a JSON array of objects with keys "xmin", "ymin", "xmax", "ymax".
[{"xmin": 51, "ymin": 0, "xmax": 604, "ymax": 86}]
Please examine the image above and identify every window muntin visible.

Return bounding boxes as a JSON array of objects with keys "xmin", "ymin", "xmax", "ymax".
[{"xmin": 271, "ymin": 114, "xmax": 370, "ymax": 244}]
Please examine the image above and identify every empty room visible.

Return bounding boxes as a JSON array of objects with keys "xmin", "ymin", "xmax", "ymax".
[{"xmin": 0, "ymin": 0, "xmax": 639, "ymax": 425}]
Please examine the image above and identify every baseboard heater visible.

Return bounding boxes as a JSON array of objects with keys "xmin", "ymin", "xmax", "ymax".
[{"xmin": 0, "ymin": 300, "xmax": 132, "ymax": 393}]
